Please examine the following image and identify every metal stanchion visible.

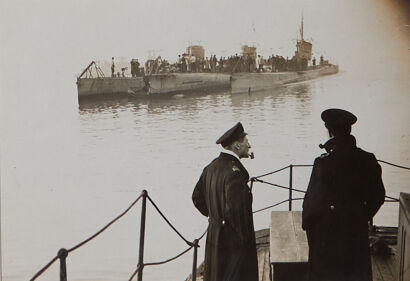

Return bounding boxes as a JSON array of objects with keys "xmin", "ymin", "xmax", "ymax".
[
  {"xmin": 289, "ymin": 165, "xmax": 293, "ymax": 211},
  {"xmin": 191, "ymin": 239, "xmax": 199, "ymax": 281},
  {"xmin": 58, "ymin": 248, "xmax": 68, "ymax": 281},
  {"xmin": 137, "ymin": 190, "xmax": 148, "ymax": 281}
]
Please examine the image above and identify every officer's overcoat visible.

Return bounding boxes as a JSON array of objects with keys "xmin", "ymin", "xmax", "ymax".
[
  {"xmin": 302, "ymin": 135, "xmax": 385, "ymax": 281},
  {"xmin": 192, "ymin": 152, "xmax": 258, "ymax": 281}
]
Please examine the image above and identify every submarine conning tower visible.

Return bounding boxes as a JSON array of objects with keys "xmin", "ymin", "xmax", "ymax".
[{"xmin": 294, "ymin": 16, "xmax": 312, "ymax": 64}]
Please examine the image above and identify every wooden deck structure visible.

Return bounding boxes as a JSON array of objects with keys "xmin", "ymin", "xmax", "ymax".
[
  {"xmin": 186, "ymin": 211, "xmax": 399, "ymax": 281},
  {"xmin": 397, "ymin": 192, "xmax": 410, "ymax": 281},
  {"xmin": 270, "ymin": 212, "xmax": 308, "ymax": 281},
  {"xmin": 371, "ymin": 250, "xmax": 397, "ymax": 281}
]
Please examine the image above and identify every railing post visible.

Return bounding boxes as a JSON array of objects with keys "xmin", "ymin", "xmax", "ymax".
[
  {"xmin": 138, "ymin": 190, "xmax": 148, "ymax": 281},
  {"xmin": 250, "ymin": 178, "xmax": 255, "ymax": 192},
  {"xmin": 191, "ymin": 239, "xmax": 199, "ymax": 281},
  {"xmin": 58, "ymin": 248, "xmax": 68, "ymax": 281},
  {"xmin": 289, "ymin": 165, "xmax": 293, "ymax": 211}
]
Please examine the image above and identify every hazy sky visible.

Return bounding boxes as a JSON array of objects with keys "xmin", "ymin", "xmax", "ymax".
[
  {"xmin": 1, "ymin": 0, "xmax": 409, "ymax": 77},
  {"xmin": 0, "ymin": 0, "xmax": 409, "ymax": 143}
]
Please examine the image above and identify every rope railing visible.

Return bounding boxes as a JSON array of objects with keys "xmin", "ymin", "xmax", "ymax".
[
  {"xmin": 30, "ymin": 190, "xmax": 208, "ymax": 281},
  {"xmin": 251, "ymin": 159, "xmax": 408, "ymax": 213},
  {"xmin": 253, "ymin": 178, "xmax": 307, "ymax": 194},
  {"xmin": 252, "ymin": 159, "xmax": 409, "ymax": 180},
  {"xmin": 377, "ymin": 159, "xmax": 410, "ymax": 170},
  {"xmin": 253, "ymin": 165, "xmax": 290, "ymax": 179},
  {"xmin": 29, "ymin": 159, "xmax": 407, "ymax": 281},
  {"xmin": 128, "ymin": 264, "xmax": 142, "ymax": 281},
  {"xmin": 30, "ymin": 194, "xmax": 143, "ymax": 281},
  {"xmin": 68, "ymin": 194, "xmax": 143, "ymax": 253},
  {"xmin": 253, "ymin": 198, "xmax": 305, "ymax": 214},
  {"xmin": 30, "ymin": 256, "xmax": 59, "ymax": 281},
  {"xmin": 143, "ymin": 245, "xmax": 194, "ymax": 267},
  {"xmin": 128, "ymin": 244, "xmax": 197, "ymax": 281},
  {"xmin": 128, "ymin": 194, "xmax": 208, "ymax": 281},
  {"xmin": 385, "ymin": 196, "xmax": 400, "ymax": 202},
  {"xmin": 253, "ymin": 178, "xmax": 399, "ymax": 204},
  {"xmin": 147, "ymin": 195, "xmax": 194, "ymax": 246}
]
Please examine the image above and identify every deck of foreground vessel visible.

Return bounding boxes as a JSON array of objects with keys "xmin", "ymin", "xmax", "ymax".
[{"xmin": 186, "ymin": 227, "xmax": 397, "ymax": 281}]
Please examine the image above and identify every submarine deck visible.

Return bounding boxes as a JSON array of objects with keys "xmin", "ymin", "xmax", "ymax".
[{"xmin": 186, "ymin": 226, "xmax": 397, "ymax": 281}]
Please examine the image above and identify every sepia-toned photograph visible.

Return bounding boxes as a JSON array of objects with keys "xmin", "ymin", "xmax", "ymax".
[{"xmin": 0, "ymin": 0, "xmax": 409, "ymax": 281}]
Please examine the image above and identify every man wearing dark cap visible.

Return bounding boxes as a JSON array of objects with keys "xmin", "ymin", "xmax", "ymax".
[
  {"xmin": 302, "ymin": 109, "xmax": 385, "ymax": 281},
  {"xmin": 192, "ymin": 122, "xmax": 258, "ymax": 281}
]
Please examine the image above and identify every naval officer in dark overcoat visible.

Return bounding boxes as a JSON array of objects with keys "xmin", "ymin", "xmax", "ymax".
[
  {"xmin": 302, "ymin": 109, "xmax": 385, "ymax": 281},
  {"xmin": 192, "ymin": 122, "xmax": 258, "ymax": 281}
]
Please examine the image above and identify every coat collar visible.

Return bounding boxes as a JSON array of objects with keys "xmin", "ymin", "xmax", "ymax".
[
  {"xmin": 221, "ymin": 149, "xmax": 240, "ymax": 160},
  {"xmin": 219, "ymin": 152, "xmax": 250, "ymax": 180},
  {"xmin": 321, "ymin": 135, "xmax": 357, "ymax": 153}
]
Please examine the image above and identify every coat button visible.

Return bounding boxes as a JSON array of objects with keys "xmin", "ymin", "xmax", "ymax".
[
  {"xmin": 330, "ymin": 205, "xmax": 335, "ymax": 210},
  {"xmin": 222, "ymin": 220, "xmax": 225, "ymax": 225}
]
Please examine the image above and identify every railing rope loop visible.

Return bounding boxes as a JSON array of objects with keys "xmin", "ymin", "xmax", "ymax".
[
  {"xmin": 30, "ymin": 193, "xmax": 143, "ymax": 281},
  {"xmin": 67, "ymin": 193, "xmax": 143, "ymax": 253},
  {"xmin": 143, "ymin": 245, "xmax": 194, "ymax": 267},
  {"xmin": 377, "ymin": 159, "xmax": 410, "ymax": 170},
  {"xmin": 253, "ymin": 165, "xmax": 290, "ymax": 179},
  {"xmin": 197, "ymin": 227, "xmax": 208, "ymax": 241},
  {"xmin": 30, "ymin": 256, "xmax": 59, "ymax": 281},
  {"xmin": 147, "ymin": 194, "xmax": 193, "ymax": 246},
  {"xmin": 128, "ymin": 264, "xmax": 142, "ymax": 281},
  {"xmin": 253, "ymin": 198, "xmax": 305, "ymax": 214},
  {"xmin": 254, "ymin": 178, "xmax": 306, "ymax": 194}
]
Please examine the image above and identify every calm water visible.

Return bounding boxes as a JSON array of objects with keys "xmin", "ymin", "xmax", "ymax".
[{"xmin": 2, "ymin": 70, "xmax": 409, "ymax": 281}]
